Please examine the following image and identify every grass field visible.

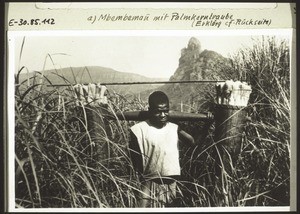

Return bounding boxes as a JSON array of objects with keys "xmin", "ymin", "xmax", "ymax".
[{"xmin": 14, "ymin": 36, "xmax": 290, "ymax": 208}]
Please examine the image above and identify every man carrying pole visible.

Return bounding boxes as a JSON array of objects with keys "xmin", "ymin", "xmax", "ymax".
[{"xmin": 128, "ymin": 91, "xmax": 196, "ymax": 207}]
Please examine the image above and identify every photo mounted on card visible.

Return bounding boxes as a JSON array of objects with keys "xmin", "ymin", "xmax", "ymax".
[{"xmin": 5, "ymin": 2, "xmax": 296, "ymax": 213}]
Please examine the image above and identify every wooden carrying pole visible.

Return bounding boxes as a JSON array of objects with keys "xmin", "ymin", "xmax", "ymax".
[
  {"xmin": 47, "ymin": 80, "xmax": 225, "ymax": 87},
  {"xmin": 109, "ymin": 110, "xmax": 214, "ymax": 122}
]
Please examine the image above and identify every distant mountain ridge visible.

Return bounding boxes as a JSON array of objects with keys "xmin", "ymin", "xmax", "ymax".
[{"xmin": 19, "ymin": 66, "xmax": 168, "ymax": 94}]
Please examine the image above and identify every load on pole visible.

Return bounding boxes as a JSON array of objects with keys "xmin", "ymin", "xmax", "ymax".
[{"xmin": 213, "ymin": 80, "xmax": 252, "ymax": 173}]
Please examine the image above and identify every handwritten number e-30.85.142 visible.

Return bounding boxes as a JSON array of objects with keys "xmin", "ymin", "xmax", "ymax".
[{"xmin": 8, "ymin": 18, "xmax": 55, "ymax": 26}]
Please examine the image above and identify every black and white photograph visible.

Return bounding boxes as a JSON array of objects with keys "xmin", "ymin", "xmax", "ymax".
[
  {"xmin": 7, "ymin": 29, "xmax": 293, "ymax": 211},
  {"xmin": 5, "ymin": 2, "xmax": 296, "ymax": 212}
]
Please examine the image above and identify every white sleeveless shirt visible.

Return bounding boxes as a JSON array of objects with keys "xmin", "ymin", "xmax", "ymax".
[{"xmin": 130, "ymin": 120, "xmax": 181, "ymax": 179}]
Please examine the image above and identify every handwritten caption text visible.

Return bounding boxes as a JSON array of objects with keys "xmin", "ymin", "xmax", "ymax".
[{"xmin": 87, "ymin": 12, "xmax": 272, "ymax": 28}]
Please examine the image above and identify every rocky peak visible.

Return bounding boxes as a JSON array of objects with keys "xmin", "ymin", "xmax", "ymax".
[
  {"xmin": 170, "ymin": 37, "xmax": 232, "ymax": 81},
  {"xmin": 153, "ymin": 37, "xmax": 237, "ymax": 112},
  {"xmin": 179, "ymin": 37, "xmax": 202, "ymax": 65},
  {"xmin": 187, "ymin": 37, "xmax": 202, "ymax": 51}
]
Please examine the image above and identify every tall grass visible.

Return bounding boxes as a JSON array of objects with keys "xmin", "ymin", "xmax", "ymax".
[
  {"xmin": 14, "ymin": 36, "xmax": 290, "ymax": 208},
  {"xmin": 230, "ymin": 36, "xmax": 290, "ymax": 206},
  {"xmin": 170, "ymin": 36, "xmax": 290, "ymax": 207},
  {"xmin": 15, "ymin": 73, "xmax": 141, "ymax": 207}
]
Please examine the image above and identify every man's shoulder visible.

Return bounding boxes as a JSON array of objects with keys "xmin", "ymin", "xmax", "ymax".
[
  {"xmin": 166, "ymin": 122, "xmax": 178, "ymax": 129},
  {"xmin": 131, "ymin": 121, "xmax": 178, "ymax": 131},
  {"xmin": 131, "ymin": 120, "xmax": 149, "ymax": 130}
]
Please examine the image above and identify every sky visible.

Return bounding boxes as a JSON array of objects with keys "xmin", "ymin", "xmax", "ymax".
[{"xmin": 11, "ymin": 30, "xmax": 291, "ymax": 79}]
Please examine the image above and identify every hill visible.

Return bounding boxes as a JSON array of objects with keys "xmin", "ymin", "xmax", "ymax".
[
  {"xmin": 18, "ymin": 66, "xmax": 167, "ymax": 95},
  {"xmin": 141, "ymin": 37, "xmax": 237, "ymax": 112}
]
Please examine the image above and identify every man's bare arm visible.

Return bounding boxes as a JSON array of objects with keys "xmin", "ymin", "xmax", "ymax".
[
  {"xmin": 178, "ymin": 128, "xmax": 195, "ymax": 146},
  {"xmin": 128, "ymin": 131, "xmax": 143, "ymax": 174}
]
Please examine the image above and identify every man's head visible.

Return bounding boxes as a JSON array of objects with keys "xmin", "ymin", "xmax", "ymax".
[{"xmin": 148, "ymin": 91, "xmax": 169, "ymax": 128}]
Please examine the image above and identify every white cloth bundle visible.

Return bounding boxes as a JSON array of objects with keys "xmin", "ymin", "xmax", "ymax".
[
  {"xmin": 73, "ymin": 83, "xmax": 108, "ymax": 106},
  {"xmin": 215, "ymin": 80, "xmax": 252, "ymax": 107}
]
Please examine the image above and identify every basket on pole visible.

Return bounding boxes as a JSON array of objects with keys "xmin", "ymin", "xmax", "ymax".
[
  {"xmin": 214, "ymin": 80, "xmax": 252, "ymax": 174},
  {"xmin": 72, "ymin": 83, "xmax": 110, "ymax": 161}
]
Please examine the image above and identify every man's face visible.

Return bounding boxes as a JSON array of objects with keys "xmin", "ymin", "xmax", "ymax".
[{"xmin": 149, "ymin": 102, "xmax": 169, "ymax": 128}]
